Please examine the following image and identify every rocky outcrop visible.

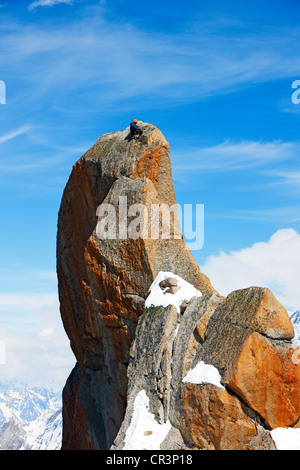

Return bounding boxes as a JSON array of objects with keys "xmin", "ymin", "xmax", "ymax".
[
  {"xmin": 57, "ymin": 122, "xmax": 213, "ymax": 449},
  {"xmin": 57, "ymin": 122, "xmax": 300, "ymax": 450},
  {"xmin": 112, "ymin": 278, "xmax": 300, "ymax": 450}
]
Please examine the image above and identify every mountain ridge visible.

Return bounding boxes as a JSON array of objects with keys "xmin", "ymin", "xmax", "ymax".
[
  {"xmin": 0, "ymin": 381, "xmax": 62, "ymax": 450},
  {"xmin": 291, "ymin": 310, "xmax": 300, "ymax": 345}
]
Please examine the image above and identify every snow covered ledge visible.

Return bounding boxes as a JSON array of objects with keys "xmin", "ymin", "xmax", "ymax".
[
  {"xmin": 145, "ymin": 271, "xmax": 202, "ymax": 313},
  {"xmin": 123, "ymin": 390, "xmax": 172, "ymax": 450},
  {"xmin": 182, "ymin": 361, "xmax": 225, "ymax": 389}
]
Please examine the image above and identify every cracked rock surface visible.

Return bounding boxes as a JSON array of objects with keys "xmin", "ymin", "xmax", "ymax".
[{"xmin": 112, "ymin": 285, "xmax": 299, "ymax": 450}]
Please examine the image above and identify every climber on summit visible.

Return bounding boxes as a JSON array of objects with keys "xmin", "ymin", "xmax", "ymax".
[{"xmin": 130, "ymin": 119, "xmax": 143, "ymax": 139}]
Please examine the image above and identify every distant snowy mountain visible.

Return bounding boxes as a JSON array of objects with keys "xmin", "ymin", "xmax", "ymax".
[
  {"xmin": 0, "ymin": 381, "xmax": 62, "ymax": 450},
  {"xmin": 20, "ymin": 407, "xmax": 62, "ymax": 450},
  {"xmin": 291, "ymin": 310, "xmax": 300, "ymax": 346}
]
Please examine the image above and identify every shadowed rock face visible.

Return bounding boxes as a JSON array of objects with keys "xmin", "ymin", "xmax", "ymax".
[{"xmin": 57, "ymin": 122, "xmax": 213, "ymax": 449}]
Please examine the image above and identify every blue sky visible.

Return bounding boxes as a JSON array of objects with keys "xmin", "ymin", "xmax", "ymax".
[{"xmin": 1, "ymin": 0, "xmax": 300, "ymax": 385}]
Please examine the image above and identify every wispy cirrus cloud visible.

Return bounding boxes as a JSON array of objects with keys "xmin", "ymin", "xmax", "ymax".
[
  {"xmin": 173, "ymin": 140, "xmax": 300, "ymax": 173},
  {"xmin": 0, "ymin": 125, "xmax": 32, "ymax": 144},
  {"xmin": 2, "ymin": 6, "xmax": 300, "ymax": 112},
  {"xmin": 208, "ymin": 206, "xmax": 300, "ymax": 223},
  {"xmin": 268, "ymin": 170, "xmax": 300, "ymax": 190},
  {"xmin": 0, "ymin": 155, "xmax": 68, "ymax": 173},
  {"xmin": 28, "ymin": 0, "xmax": 74, "ymax": 10}
]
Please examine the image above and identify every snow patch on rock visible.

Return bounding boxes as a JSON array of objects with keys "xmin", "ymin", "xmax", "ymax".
[
  {"xmin": 145, "ymin": 272, "xmax": 201, "ymax": 313},
  {"xmin": 124, "ymin": 390, "xmax": 171, "ymax": 450},
  {"xmin": 270, "ymin": 427, "xmax": 300, "ymax": 450},
  {"xmin": 183, "ymin": 361, "xmax": 225, "ymax": 389}
]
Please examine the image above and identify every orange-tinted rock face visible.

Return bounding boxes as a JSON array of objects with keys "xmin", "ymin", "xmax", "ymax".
[
  {"xmin": 201, "ymin": 287, "xmax": 300, "ymax": 432},
  {"xmin": 57, "ymin": 123, "xmax": 213, "ymax": 449},
  {"xmin": 180, "ymin": 383, "xmax": 274, "ymax": 450},
  {"xmin": 229, "ymin": 332, "xmax": 300, "ymax": 429},
  {"xmin": 249, "ymin": 289, "xmax": 295, "ymax": 340}
]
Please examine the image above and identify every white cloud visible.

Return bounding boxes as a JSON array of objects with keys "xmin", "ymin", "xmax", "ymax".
[
  {"xmin": 201, "ymin": 228, "xmax": 300, "ymax": 313},
  {"xmin": 0, "ymin": 326, "xmax": 74, "ymax": 386},
  {"xmin": 0, "ymin": 291, "xmax": 74, "ymax": 385},
  {"xmin": 28, "ymin": 0, "xmax": 73, "ymax": 10},
  {"xmin": 173, "ymin": 140, "xmax": 299, "ymax": 173},
  {"xmin": 0, "ymin": 292, "xmax": 58, "ymax": 314},
  {"xmin": 38, "ymin": 327, "xmax": 54, "ymax": 339}
]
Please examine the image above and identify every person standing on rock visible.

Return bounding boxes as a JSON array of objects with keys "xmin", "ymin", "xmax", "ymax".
[{"xmin": 130, "ymin": 119, "xmax": 143, "ymax": 139}]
